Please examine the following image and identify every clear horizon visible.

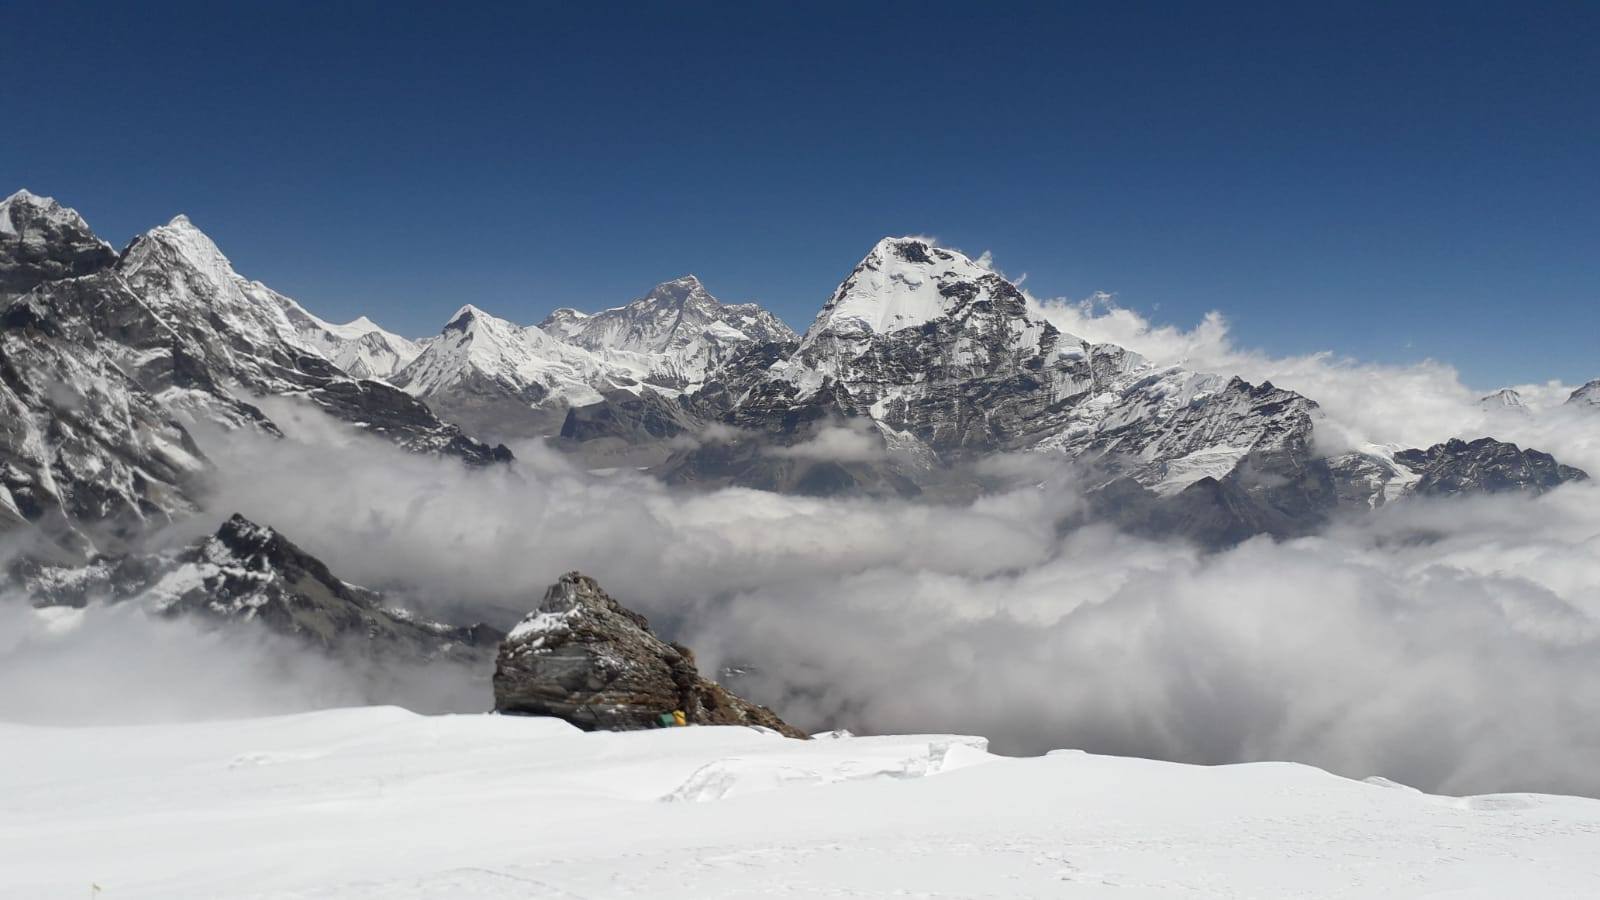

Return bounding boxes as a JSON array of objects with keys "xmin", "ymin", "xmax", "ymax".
[{"xmin": 5, "ymin": 2, "xmax": 1596, "ymax": 387}]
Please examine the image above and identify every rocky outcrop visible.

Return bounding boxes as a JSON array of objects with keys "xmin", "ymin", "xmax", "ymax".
[{"xmin": 493, "ymin": 572, "xmax": 805, "ymax": 738}]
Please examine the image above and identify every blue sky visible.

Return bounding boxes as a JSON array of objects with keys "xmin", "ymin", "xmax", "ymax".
[{"xmin": 4, "ymin": 1, "xmax": 1596, "ymax": 387}]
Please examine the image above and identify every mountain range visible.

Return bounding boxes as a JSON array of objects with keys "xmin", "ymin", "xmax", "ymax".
[{"xmin": 1, "ymin": 188, "xmax": 1590, "ymax": 660}]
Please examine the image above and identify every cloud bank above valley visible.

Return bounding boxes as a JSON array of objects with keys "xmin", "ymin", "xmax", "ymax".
[{"xmin": 4, "ymin": 283, "xmax": 1597, "ymax": 799}]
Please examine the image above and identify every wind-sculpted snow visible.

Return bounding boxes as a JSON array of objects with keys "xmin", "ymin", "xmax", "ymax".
[{"xmin": 1, "ymin": 708, "xmax": 1596, "ymax": 898}]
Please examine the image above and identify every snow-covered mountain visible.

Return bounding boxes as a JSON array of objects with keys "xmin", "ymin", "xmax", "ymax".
[
  {"xmin": 115, "ymin": 214, "xmax": 424, "ymax": 397},
  {"xmin": 1480, "ymin": 387, "xmax": 1529, "ymax": 413},
  {"xmin": 391, "ymin": 304, "xmax": 664, "ymax": 439},
  {"xmin": 2, "ymin": 191, "xmax": 1589, "ymax": 554},
  {"xmin": 0, "ymin": 189, "xmax": 118, "ymax": 299},
  {"xmin": 278, "ymin": 309, "xmax": 425, "ymax": 381},
  {"xmin": 0, "ymin": 191, "xmax": 508, "ymax": 556},
  {"xmin": 631, "ymin": 237, "xmax": 1587, "ymax": 541},
  {"xmin": 541, "ymin": 274, "xmax": 796, "ymax": 387},
  {"xmin": 394, "ymin": 277, "xmax": 800, "ymax": 442},
  {"xmin": 75, "ymin": 201, "xmax": 504, "ymax": 465},
  {"xmin": 651, "ymin": 238, "xmax": 1327, "ymax": 525},
  {"xmin": 1567, "ymin": 379, "xmax": 1600, "ymax": 409}
]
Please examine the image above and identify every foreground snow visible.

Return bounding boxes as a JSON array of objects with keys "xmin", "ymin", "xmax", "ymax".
[{"xmin": 3, "ymin": 708, "xmax": 1597, "ymax": 899}]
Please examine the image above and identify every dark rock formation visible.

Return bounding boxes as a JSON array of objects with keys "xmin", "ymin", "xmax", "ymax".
[
  {"xmin": 493, "ymin": 572, "xmax": 806, "ymax": 738},
  {"xmin": 14, "ymin": 513, "xmax": 501, "ymax": 661},
  {"xmin": 1395, "ymin": 437, "xmax": 1588, "ymax": 496},
  {"xmin": 0, "ymin": 190, "xmax": 118, "ymax": 299}
]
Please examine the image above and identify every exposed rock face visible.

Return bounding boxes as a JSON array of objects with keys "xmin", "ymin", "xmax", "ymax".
[
  {"xmin": 0, "ymin": 285, "xmax": 214, "ymax": 557},
  {"xmin": 0, "ymin": 190, "xmax": 118, "ymax": 299},
  {"xmin": 15, "ymin": 513, "xmax": 501, "ymax": 661},
  {"xmin": 1395, "ymin": 437, "xmax": 1587, "ymax": 495},
  {"xmin": 494, "ymin": 572, "xmax": 805, "ymax": 738}
]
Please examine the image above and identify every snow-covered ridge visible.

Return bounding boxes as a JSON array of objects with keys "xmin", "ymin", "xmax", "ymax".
[
  {"xmin": 119, "ymin": 214, "xmax": 423, "ymax": 381},
  {"xmin": 3, "ymin": 706, "xmax": 1596, "ymax": 898},
  {"xmin": 393, "ymin": 303, "xmax": 650, "ymax": 409}
]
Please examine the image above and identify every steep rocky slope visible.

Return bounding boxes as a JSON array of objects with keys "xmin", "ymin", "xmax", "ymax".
[
  {"xmin": 16, "ymin": 513, "xmax": 500, "ymax": 661},
  {"xmin": 0, "ymin": 288, "xmax": 211, "ymax": 556},
  {"xmin": 0, "ymin": 189, "xmax": 119, "ymax": 299}
]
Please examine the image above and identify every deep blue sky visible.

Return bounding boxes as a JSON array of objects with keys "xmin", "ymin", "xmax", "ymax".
[{"xmin": 4, "ymin": 1, "xmax": 1596, "ymax": 386}]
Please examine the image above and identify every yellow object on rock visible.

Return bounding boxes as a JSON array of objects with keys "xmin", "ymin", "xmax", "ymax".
[{"xmin": 672, "ymin": 709, "xmax": 687, "ymax": 727}]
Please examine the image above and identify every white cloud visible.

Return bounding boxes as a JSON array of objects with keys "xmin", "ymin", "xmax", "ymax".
[
  {"xmin": 766, "ymin": 424, "xmax": 886, "ymax": 463},
  {"xmin": 77, "ymin": 403, "xmax": 1586, "ymax": 797}
]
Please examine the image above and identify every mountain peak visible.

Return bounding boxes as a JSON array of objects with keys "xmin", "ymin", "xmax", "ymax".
[
  {"xmin": 641, "ymin": 274, "xmax": 714, "ymax": 310},
  {"xmin": 1567, "ymin": 379, "xmax": 1600, "ymax": 408},
  {"xmin": 121, "ymin": 213, "xmax": 238, "ymax": 293},
  {"xmin": 444, "ymin": 303, "xmax": 488, "ymax": 331},
  {"xmin": 802, "ymin": 236, "xmax": 1011, "ymax": 342},
  {"xmin": 1480, "ymin": 388, "xmax": 1528, "ymax": 411},
  {"xmin": 442, "ymin": 303, "xmax": 522, "ymax": 335},
  {"xmin": 1, "ymin": 189, "xmax": 101, "ymax": 240},
  {"xmin": 1, "ymin": 189, "xmax": 119, "ymax": 295},
  {"xmin": 3, "ymin": 188, "xmax": 48, "ymax": 208}
]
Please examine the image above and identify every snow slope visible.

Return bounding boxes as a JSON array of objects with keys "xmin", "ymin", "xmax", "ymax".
[
  {"xmin": 284, "ymin": 313, "xmax": 425, "ymax": 381},
  {"xmin": 3, "ymin": 707, "xmax": 1596, "ymax": 899}
]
